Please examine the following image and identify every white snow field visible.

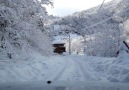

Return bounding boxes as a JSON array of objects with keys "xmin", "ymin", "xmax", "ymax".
[{"xmin": 0, "ymin": 53, "xmax": 129, "ymax": 90}]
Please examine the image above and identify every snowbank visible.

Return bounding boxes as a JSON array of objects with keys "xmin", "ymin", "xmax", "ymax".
[{"xmin": 88, "ymin": 55, "xmax": 129, "ymax": 83}]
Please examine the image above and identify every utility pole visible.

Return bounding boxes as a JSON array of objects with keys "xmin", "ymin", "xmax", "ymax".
[
  {"xmin": 66, "ymin": 30, "xmax": 71, "ymax": 55},
  {"xmin": 68, "ymin": 33, "xmax": 71, "ymax": 55}
]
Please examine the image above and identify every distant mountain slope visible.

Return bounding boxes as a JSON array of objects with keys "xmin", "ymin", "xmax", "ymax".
[{"xmin": 50, "ymin": 0, "xmax": 129, "ymax": 57}]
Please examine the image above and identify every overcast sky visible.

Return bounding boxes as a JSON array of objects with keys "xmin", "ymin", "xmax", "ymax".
[{"xmin": 46, "ymin": 0, "xmax": 112, "ymax": 16}]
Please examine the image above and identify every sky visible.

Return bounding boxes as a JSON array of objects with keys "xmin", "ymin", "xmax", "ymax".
[{"xmin": 46, "ymin": 0, "xmax": 113, "ymax": 16}]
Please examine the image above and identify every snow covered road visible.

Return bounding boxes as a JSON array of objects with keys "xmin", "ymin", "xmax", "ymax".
[{"xmin": 0, "ymin": 54, "xmax": 129, "ymax": 90}]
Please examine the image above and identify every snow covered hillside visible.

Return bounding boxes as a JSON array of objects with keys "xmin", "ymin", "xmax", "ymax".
[{"xmin": 50, "ymin": 0, "xmax": 129, "ymax": 57}]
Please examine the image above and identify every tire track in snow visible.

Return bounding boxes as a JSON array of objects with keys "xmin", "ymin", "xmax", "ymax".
[
  {"xmin": 47, "ymin": 57, "xmax": 69, "ymax": 81},
  {"xmin": 73, "ymin": 57, "xmax": 99, "ymax": 81},
  {"xmin": 50, "ymin": 56, "xmax": 98, "ymax": 81},
  {"xmin": 53, "ymin": 58, "xmax": 69, "ymax": 81},
  {"xmin": 56, "ymin": 57, "xmax": 77, "ymax": 81},
  {"xmin": 47, "ymin": 56, "xmax": 99, "ymax": 81}
]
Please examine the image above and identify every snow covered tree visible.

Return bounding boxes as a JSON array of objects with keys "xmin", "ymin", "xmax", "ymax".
[{"xmin": 0, "ymin": 0, "xmax": 53, "ymax": 60}]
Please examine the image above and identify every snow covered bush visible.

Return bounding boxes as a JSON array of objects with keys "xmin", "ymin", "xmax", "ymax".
[{"xmin": 0, "ymin": 0, "xmax": 53, "ymax": 60}]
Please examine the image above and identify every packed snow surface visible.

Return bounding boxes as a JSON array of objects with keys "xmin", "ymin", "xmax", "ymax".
[{"xmin": 0, "ymin": 53, "xmax": 129, "ymax": 90}]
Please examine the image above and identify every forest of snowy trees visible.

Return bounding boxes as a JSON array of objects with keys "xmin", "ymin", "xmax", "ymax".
[
  {"xmin": 49, "ymin": 0, "xmax": 129, "ymax": 57},
  {"xmin": 0, "ymin": 0, "xmax": 129, "ymax": 89},
  {"xmin": 0, "ymin": 0, "xmax": 129, "ymax": 59}
]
